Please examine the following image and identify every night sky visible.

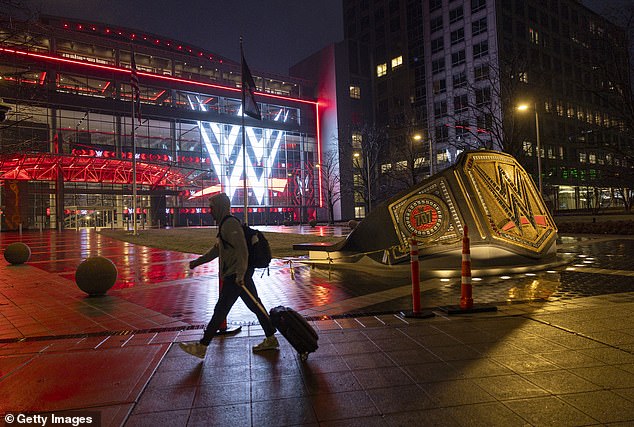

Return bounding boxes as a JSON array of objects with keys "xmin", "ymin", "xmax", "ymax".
[
  {"xmin": 21, "ymin": 0, "xmax": 632, "ymax": 76},
  {"xmin": 23, "ymin": 0, "xmax": 344, "ymax": 75}
]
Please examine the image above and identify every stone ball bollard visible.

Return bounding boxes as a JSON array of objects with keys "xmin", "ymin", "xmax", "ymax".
[
  {"xmin": 75, "ymin": 256, "xmax": 118, "ymax": 296},
  {"xmin": 3, "ymin": 242, "xmax": 31, "ymax": 265}
]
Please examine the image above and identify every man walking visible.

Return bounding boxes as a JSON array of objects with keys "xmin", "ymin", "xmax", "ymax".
[{"xmin": 179, "ymin": 192, "xmax": 278, "ymax": 359}]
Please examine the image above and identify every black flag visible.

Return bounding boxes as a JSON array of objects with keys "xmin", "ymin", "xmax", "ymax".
[{"xmin": 241, "ymin": 51, "xmax": 261, "ymax": 120}]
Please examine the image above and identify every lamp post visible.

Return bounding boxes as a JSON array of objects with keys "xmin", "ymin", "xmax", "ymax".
[
  {"xmin": 429, "ymin": 139, "xmax": 434, "ymax": 177},
  {"xmin": 354, "ymin": 152, "xmax": 371, "ymax": 213},
  {"xmin": 517, "ymin": 102, "xmax": 542, "ymax": 193}
]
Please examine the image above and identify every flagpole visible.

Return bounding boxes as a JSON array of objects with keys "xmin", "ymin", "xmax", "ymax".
[
  {"xmin": 131, "ymin": 86, "xmax": 138, "ymax": 236},
  {"xmin": 131, "ymin": 53, "xmax": 138, "ymax": 236},
  {"xmin": 241, "ymin": 36, "xmax": 248, "ymax": 225}
]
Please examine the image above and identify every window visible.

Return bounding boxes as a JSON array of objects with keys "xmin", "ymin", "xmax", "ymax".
[
  {"xmin": 450, "ymin": 28, "xmax": 465, "ymax": 45},
  {"xmin": 431, "ymin": 37, "xmax": 444, "ymax": 54},
  {"xmin": 349, "ymin": 85, "xmax": 361, "ymax": 99},
  {"xmin": 454, "ymin": 94, "xmax": 468, "ymax": 113},
  {"xmin": 579, "ymin": 152, "xmax": 587, "ymax": 163},
  {"xmin": 354, "ymin": 206, "xmax": 366, "ymax": 218},
  {"xmin": 430, "ymin": 0, "xmax": 442, "ymax": 12},
  {"xmin": 471, "ymin": 0, "xmax": 486, "ymax": 13},
  {"xmin": 453, "ymin": 71, "xmax": 467, "ymax": 88},
  {"xmin": 519, "ymin": 71, "xmax": 528, "ymax": 83},
  {"xmin": 434, "ymin": 100, "xmax": 447, "ymax": 118},
  {"xmin": 432, "ymin": 58, "xmax": 445, "ymax": 74},
  {"xmin": 472, "ymin": 17, "xmax": 487, "ymax": 36},
  {"xmin": 475, "ymin": 87, "xmax": 491, "ymax": 105},
  {"xmin": 430, "ymin": 16, "xmax": 443, "ymax": 33},
  {"xmin": 523, "ymin": 140, "xmax": 533, "ymax": 156},
  {"xmin": 435, "ymin": 125, "xmax": 449, "ymax": 141},
  {"xmin": 352, "ymin": 132, "xmax": 362, "ymax": 148},
  {"xmin": 455, "ymin": 121, "xmax": 470, "ymax": 138},
  {"xmin": 437, "ymin": 150, "xmax": 449, "ymax": 163},
  {"xmin": 391, "ymin": 55, "xmax": 403, "ymax": 69},
  {"xmin": 451, "ymin": 50, "xmax": 466, "ymax": 66},
  {"xmin": 529, "ymin": 27, "xmax": 539, "ymax": 44},
  {"xmin": 433, "ymin": 78, "xmax": 447, "ymax": 94},
  {"xmin": 449, "ymin": 6, "xmax": 464, "ymax": 24},
  {"xmin": 477, "ymin": 113, "xmax": 492, "ymax": 131},
  {"xmin": 474, "ymin": 64, "xmax": 489, "ymax": 81},
  {"xmin": 566, "ymin": 104, "xmax": 575, "ymax": 118},
  {"xmin": 377, "ymin": 63, "xmax": 387, "ymax": 77},
  {"xmin": 589, "ymin": 153, "xmax": 596, "ymax": 164},
  {"xmin": 473, "ymin": 40, "xmax": 488, "ymax": 58}
]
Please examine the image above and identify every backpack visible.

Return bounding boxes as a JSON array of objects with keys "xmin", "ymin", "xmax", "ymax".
[{"xmin": 218, "ymin": 216, "xmax": 272, "ymax": 269}]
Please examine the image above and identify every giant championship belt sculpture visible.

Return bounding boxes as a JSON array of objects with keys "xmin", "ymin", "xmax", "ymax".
[{"xmin": 302, "ymin": 150, "xmax": 557, "ymax": 269}]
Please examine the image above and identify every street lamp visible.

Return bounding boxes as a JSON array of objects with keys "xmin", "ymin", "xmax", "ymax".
[
  {"xmin": 354, "ymin": 152, "xmax": 371, "ymax": 213},
  {"xmin": 517, "ymin": 102, "xmax": 542, "ymax": 193}
]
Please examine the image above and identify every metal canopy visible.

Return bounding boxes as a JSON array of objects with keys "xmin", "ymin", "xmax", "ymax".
[{"xmin": 0, "ymin": 153, "xmax": 195, "ymax": 187}]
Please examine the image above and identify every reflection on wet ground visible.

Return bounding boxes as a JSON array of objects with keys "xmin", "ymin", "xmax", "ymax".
[{"xmin": 1, "ymin": 229, "xmax": 633, "ymax": 325}]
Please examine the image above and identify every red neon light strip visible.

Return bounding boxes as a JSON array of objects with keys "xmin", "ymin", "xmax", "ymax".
[
  {"xmin": 150, "ymin": 89, "xmax": 166, "ymax": 101},
  {"xmin": 0, "ymin": 47, "xmax": 317, "ymax": 105},
  {"xmin": 316, "ymin": 103, "xmax": 323, "ymax": 208}
]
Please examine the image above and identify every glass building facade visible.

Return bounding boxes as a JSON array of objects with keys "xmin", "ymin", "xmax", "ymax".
[{"xmin": 0, "ymin": 16, "xmax": 321, "ymax": 230}]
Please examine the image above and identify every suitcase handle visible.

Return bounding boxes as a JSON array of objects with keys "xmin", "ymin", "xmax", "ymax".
[{"xmin": 240, "ymin": 284, "xmax": 270, "ymax": 320}]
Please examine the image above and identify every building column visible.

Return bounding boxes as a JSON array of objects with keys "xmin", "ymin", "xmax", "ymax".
[{"xmin": 115, "ymin": 195, "xmax": 124, "ymax": 228}]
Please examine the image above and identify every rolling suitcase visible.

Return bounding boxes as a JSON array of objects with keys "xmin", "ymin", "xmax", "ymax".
[
  {"xmin": 241, "ymin": 285, "xmax": 319, "ymax": 361},
  {"xmin": 269, "ymin": 305, "xmax": 319, "ymax": 361}
]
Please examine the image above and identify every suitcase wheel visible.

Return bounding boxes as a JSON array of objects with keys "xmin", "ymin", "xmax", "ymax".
[{"xmin": 300, "ymin": 352, "xmax": 309, "ymax": 362}]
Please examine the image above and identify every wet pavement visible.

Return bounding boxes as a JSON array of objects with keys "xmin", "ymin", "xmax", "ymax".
[{"xmin": 1, "ymin": 228, "xmax": 634, "ymax": 426}]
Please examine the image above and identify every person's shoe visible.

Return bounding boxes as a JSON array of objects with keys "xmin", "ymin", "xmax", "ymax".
[
  {"xmin": 178, "ymin": 341, "xmax": 207, "ymax": 359},
  {"xmin": 252, "ymin": 336, "xmax": 279, "ymax": 352}
]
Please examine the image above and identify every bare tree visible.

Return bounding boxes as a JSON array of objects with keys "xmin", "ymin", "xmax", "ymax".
[
  {"xmin": 319, "ymin": 150, "xmax": 341, "ymax": 224},
  {"xmin": 379, "ymin": 107, "xmax": 430, "ymax": 192},
  {"xmin": 347, "ymin": 124, "xmax": 388, "ymax": 214},
  {"xmin": 441, "ymin": 52, "xmax": 533, "ymax": 159}
]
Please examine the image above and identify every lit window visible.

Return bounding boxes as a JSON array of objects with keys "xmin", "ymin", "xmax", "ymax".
[
  {"xmin": 391, "ymin": 55, "xmax": 403, "ymax": 69},
  {"xmin": 589, "ymin": 153, "xmax": 596, "ymax": 164},
  {"xmin": 354, "ymin": 206, "xmax": 366, "ymax": 218},
  {"xmin": 377, "ymin": 63, "xmax": 387, "ymax": 77},
  {"xmin": 556, "ymin": 102, "xmax": 564, "ymax": 116},
  {"xmin": 519, "ymin": 72, "xmax": 528, "ymax": 83},
  {"xmin": 567, "ymin": 105, "xmax": 575, "ymax": 118},
  {"xmin": 529, "ymin": 28, "xmax": 539, "ymax": 45},
  {"xmin": 579, "ymin": 152, "xmax": 587, "ymax": 163},
  {"xmin": 352, "ymin": 132, "xmax": 362, "ymax": 148},
  {"xmin": 523, "ymin": 140, "xmax": 533, "ymax": 156},
  {"xmin": 349, "ymin": 85, "xmax": 361, "ymax": 99},
  {"xmin": 381, "ymin": 163, "xmax": 392, "ymax": 173}
]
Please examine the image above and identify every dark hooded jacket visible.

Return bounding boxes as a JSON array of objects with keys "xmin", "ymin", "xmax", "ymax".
[{"xmin": 192, "ymin": 193, "xmax": 248, "ymax": 281}]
